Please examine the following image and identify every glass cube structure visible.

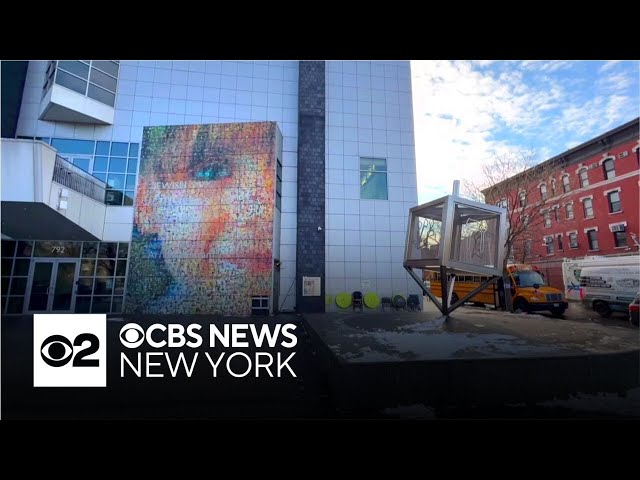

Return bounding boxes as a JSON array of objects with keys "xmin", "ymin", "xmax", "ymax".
[{"xmin": 404, "ymin": 194, "xmax": 507, "ymax": 277}]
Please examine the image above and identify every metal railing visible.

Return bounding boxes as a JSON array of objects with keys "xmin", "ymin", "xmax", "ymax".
[{"xmin": 52, "ymin": 155, "xmax": 107, "ymax": 203}]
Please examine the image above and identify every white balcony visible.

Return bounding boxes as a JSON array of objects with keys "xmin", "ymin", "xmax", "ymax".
[{"xmin": 39, "ymin": 83, "xmax": 114, "ymax": 125}]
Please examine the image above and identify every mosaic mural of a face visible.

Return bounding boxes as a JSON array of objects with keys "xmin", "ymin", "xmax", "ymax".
[{"xmin": 125, "ymin": 122, "xmax": 276, "ymax": 315}]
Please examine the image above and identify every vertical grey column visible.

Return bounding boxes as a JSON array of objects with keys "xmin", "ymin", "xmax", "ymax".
[{"xmin": 296, "ymin": 61, "xmax": 325, "ymax": 313}]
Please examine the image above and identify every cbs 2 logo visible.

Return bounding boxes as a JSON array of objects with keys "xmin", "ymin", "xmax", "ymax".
[{"xmin": 40, "ymin": 334, "xmax": 100, "ymax": 367}]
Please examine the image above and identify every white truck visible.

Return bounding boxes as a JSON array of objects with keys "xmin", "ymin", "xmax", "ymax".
[
  {"xmin": 578, "ymin": 263, "xmax": 640, "ymax": 317},
  {"xmin": 562, "ymin": 255, "xmax": 639, "ymax": 301}
]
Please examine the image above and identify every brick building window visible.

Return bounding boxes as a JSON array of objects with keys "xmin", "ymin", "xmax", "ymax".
[
  {"xmin": 613, "ymin": 230, "xmax": 628, "ymax": 248},
  {"xmin": 518, "ymin": 191, "xmax": 526, "ymax": 208},
  {"xmin": 550, "ymin": 179, "xmax": 556, "ymax": 195},
  {"xmin": 545, "ymin": 237, "xmax": 554, "ymax": 255},
  {"xmin": 583, "ymin": 198, "xmax": 594, "ymax": 218},
  {"xmin": 579, "ymin": 168, "xmax": 589, "ymax": 188},
  {"xmin": 565, "ymin": 203, "xmax": 574, "ymax": 219},
  {"xmin": 607, "ymin": 190, "xmax": 621, "ymax": 213},
  {"xmin": 569, "ymin": 232, "xmax": 578, "ymax": 249},
  {"xmin": 602, "ymin": 158, "xmax": 615, "ymax": 180},
  {"xmin": 544, "ymin": 211, "xmax": 551, "ymax": 227},
  {"xmin": 540, "ymin": 184, "xmax": 547, "ymax": 200},
  {"xmin": 562, "ymin": 175, "xmax": 570, "ymax": 193},
  {"xmin": 557, "ymin": 234, "xmax": 563, "ymax": 251},
  {"xmin": 524, "ymin": 239, "xmax": 532, "ymax": 258},
  {"xmin": 586, "ymin": 229, "xmax": 599, "ymax": 250}
]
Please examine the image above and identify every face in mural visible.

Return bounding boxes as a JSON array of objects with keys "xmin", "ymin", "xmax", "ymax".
[{"xmin": 126, "ymin": 122, "xmax": 276, "ymax": 315}]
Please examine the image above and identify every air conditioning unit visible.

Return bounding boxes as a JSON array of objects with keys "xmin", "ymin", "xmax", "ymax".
[
  {"xmin": 610, "ymin": 224, "xmax": 626, "ymax": 232},
  {"xmin": 618, "ymin": 151, "xmax": 628, "ymax": 159}
]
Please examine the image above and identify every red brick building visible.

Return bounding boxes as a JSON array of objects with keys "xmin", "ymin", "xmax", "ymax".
[{"xmin": 484, "ymin": 118, "xmax": 639, "ymax": 289}]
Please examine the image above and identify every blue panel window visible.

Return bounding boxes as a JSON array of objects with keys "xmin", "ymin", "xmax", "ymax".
[
  {"xmin": 125, "ymin": 175, "xmax": 137, "ymax": 190},
  {"xmin": 127, "ymin": 158, "xmax": 138, "ymax": 173},
  {"xmin": 129, "ymin": 143, "xmax": 139, "ymax": 157},
  {"xmin": 51, "ymin": 138, "xmax": 95, "ymax": 155},
  {"xmin": 360, "ymin": 157, "xmax": 388, "ymax": 200},
  {"xmin": 109, "ymin": 157, "xmax": 127, "ymax": 173},
  {"xmin": 107, "ymin": 174, "xmax": 125, "ymax": 189},
  {"xmin": 73, "ymin": 158, "xmax": 91, "ymax": 172},
  {"xmin": 93, "ymin": 156, "xmax": 108, "ymax": 172},
  {"xmin": 110, "ymin": 142, "xmax": 128, "ymax": 157},
  {"xmin": 96, "ymin": 141, "xmax": 110, "ymax": 155}
]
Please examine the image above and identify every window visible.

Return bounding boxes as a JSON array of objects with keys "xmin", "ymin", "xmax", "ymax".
[
  {"xmin": 276, "ymin": 159, "xmax": 282, "ymax": 211},
  {"xmin": 50, "ymin": 60, "xmax": 119, "ymax": 107},
  {"xmin": 523, "ymin": 215, "xmax": 530, "ymax": 227},
  {"xmin": 562, "ymin": 175, "xmax": 570, "ymax": 193},
  {"xmin": 557, "ymin": 235, "xmax": 563, "ymax": 251},
  {"xmin": 540, "ymin": 184, "xmax": 547, "ymax": 200},
  {"xmin": 579, "ymin": 169, "xmax": 589, "ymax": 188},
  {"xmin": 587, "ymin": 230, "xmax": 599, "ymax": 250},
  {"xmin": 519, "ymin": 191, "xmax": 526, "ymax": 208},
  {"xmin": 602, "ymin": 158, "xmax": 615, "ymax": 180},
  {"xmin": 49, "ymin": 138, "xmax": 138, "ymax": 206},
  {"xmin": 583, "ymin": 198, "xmax": 594, "ymax": 218},
  {"xmin": 553, "ymin": 207, "xmax": 558, "ymax": 222},
  {"xmin": 565, "ymin": 203, "xmax": 574, "ymax": 219},
  {"xmin": 545, "ymin": 237, "xmax": 554, "ymax": 255},
  {"xmin": 496, "ymin": 199, "xmax": 508, "ymax": 209},
  {"xmin": 568, "ymin": 232, "xmax": 578, "ymax": 248},
  {"xmin": 569, "ymin": 232, "xmax": 578, "ymax": 248},
  {"xmin": 607, "ymin": 190, "xmax": 621, "ymax": 213},
  {"xmin": 524, "ymin": 239, "xmax": 532, "ymax": 258},
  {"xmin": 550, "ymin": 179, "xmax": 556, "ymax": 196},
  {"xmin": 544, "ymin": 211, "xmax": 551, "ymax": 227},
  {"xmin": 360, "ymin": 158, "xmax": 388, "ymax": 200},
  {"xmin": 613, "ymin": 231, "xmax": 627, "ymax": 248}
]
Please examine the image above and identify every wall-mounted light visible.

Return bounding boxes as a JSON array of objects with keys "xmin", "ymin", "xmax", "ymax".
[{"xmin": 317, "ymin": 226, "xmax": 323, "ymax": 232}]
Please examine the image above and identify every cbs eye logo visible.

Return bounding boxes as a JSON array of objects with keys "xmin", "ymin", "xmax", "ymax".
[
  {"xmin": 119, "ymin": 323, "xmax": 145, "ymax": 348},
  {"xmin": 33, "ymin": 314, "xmax": 107, "ymax": 387},
  {"xmin": 40, "ymin": 333, "xmax": 100, "ymax": 367}
]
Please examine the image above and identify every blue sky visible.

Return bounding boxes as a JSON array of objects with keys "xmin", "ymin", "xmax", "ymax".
[{"xmin": 410, "ymin": 60, "xmax": 640, "ymax": 203}]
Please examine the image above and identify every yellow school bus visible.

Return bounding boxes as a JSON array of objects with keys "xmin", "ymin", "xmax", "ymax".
[{"xmin": 428, "ymin": 264, "xmax": 568, "ymax": 316}]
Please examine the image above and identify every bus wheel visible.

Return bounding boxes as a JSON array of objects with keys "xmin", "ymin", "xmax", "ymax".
[
  {"xmin": 514, "ymin": 298, "xmax": 528, "ymax": 313},
  {"xmin": 593, "ymin": 301, "xmax": 612, "ymax": 318}
]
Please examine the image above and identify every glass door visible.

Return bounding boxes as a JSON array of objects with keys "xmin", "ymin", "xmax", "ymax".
[
  {"xmin": 27, "ymin": 261, "xmax": 55, "ymax": 311},
  {"xmin": 27, "ymin": 259, "xmax": 79, "ymax": 313}
]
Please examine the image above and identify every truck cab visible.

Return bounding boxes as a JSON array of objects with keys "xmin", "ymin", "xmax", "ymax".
[{"xmin": 507, "ymin": 264, "xmax": 568, "ymax": 316}]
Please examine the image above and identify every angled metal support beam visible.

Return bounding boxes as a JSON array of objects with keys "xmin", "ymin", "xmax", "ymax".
[{"xmin": 404, "ymin": 265, "xmax": 442, "ymax": 313}]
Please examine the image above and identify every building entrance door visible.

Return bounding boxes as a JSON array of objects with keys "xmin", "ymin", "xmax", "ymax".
[{"xmin": 26, "ymin": 259, "xmax": 80, "ymax": 313}]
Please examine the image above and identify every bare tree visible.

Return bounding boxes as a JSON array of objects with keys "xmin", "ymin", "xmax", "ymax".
[{"xmin": 463, "ymin": 149, "xmax": 567, "ymax": 310}]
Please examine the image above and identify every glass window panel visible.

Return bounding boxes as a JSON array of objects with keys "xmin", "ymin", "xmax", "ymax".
[
  {"xmin": 77, "ymin": 278, "xmax": 93, "ymax": 295},
  {"xmin": 34, "ymin": 241, "xmax": 81, "ymax": 257},
  {"xmin": 10, "ymin": 277, "xmax": 27, "ymax": 295},
  {"xmin": 95, "ymin": 259, "xmax": 115, "ymax": 277},
  {"xmin": 16, "ymin": 241, "xmax": 33, "ymax": 257},
  {"xmin": 125, "ymin": 175, "xmax": 137, "ymax": 190},
  {"xmin": 112, "ymin": 296, "xmax": 124, "ymax": 313},
  {"xmin": 2, "ymin": 258, "xmax": 13, "ymax": 276},
  {"xmin": 124, "ymin": 192, "xmax": 135, "ymax": 206},
  {"xmin": 1, "ymin": 277, "xmax": 9, "ymax": 295},
  {"xmin": 116, "ymin": 260, "xmax": 127, "ymax": 277},
  {"xmin": 55, "ymin": 70, "xmax": 87, "ymax": 95},
  {"xmin": 117, "ymin": 243, "xmax": 129, "ymax": 259},
  {"xmin": 92, "ymin": 60, "xmax": 119, "ymax": 78},
  {"xmin": 73, "ymin": 158, "xmax": 91, "ymax": 172},
  {"xmin": 107, "ymin": 174, "xmax": 125, "ymax": 189},
  {"xmin": 127, "ymin": 158, "xmax": 138, "ymax": 173},
  {"xmin": 51, "ymin": 138, "xmax": 95, "ymax": 155},
  {"xmin": 98, "ymin": 243, "xmax": 118, "ymax": 259},
  {"xmin": 58, "ymin": 60, "xmax": 89, "ymax": 79},
  {"xmin": 109, "ymin": 157, "xmax": 127, "ymax": 173},
  {"xmin": 80, "ymin": 260, "xmax": 95, "ymax": 276},
  {"xmin": 360, "ymin": 157, "xmax": 387, "ymax": 171},
  {"xmin": 82, "ymin": 242, "xmax": 98, "ymax": 258},
  {"xmin": 91, "ymin": 296, "xmax": 111, "ymax": 313},
  {"xmin": 94, "ymin": 278, "xmax": 114, "ymax": 295},
  {"xmin": 93, "ymin": 156, "xmax": 108, "ymax": 171},
  {"xmin": 96, "ymin": 141, "xmax": 110, "ymax": 155},
  {"xmin": 360, "ymin": 171, "xmax": 388, "ymax": 200},
  {"xmin": 2, "ymin": 240, "xmax": 16, "ymax": 257},
  {"xmin": 110, "ymin": 142, "xmax": 129, "ymax": 157},
  {"xmin": 129, "ymin": 143, "xmax": 139, "ymax": 157},
  {"xmin": 75, "ymin": 296, "xmax": 91, "ymax": 313},
  {"xmin": 89, "ymin": 67, "xmax": 117, "ymax": 92},
  {"xmin": 6, "ymin": 296, "xmax": 24, "ymax": 314},
  {"xmin": 105, "ymin": 190, "xmax": 124, "ymax": 205},
  {"xmin": 13, "ymin": 259, "xmax": 30, "ymax": 276},
  {"xmin": 114, "ymin": 278, "xmax": 126, "ymax": 295},
  {"xmin": 87, "ymin": 83, "xmax": 115, "ymax": 107},
  {"xmin": 93, "ymin": 173, "xmax": 107, "ymax": 183}
]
